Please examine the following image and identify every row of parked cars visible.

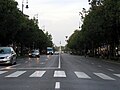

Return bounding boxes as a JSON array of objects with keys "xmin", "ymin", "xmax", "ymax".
[
  {"xmin": 0, "ymin": 47, "xmax": 59, "ymax": 65},
  {"xmin": 0, "ymin": 47, "xmax": 41, "ymax": 65}
]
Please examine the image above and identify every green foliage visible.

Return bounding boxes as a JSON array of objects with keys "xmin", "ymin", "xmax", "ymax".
[
  {"xmin": 67, "ymin": 0, "xmax": 120, "ymax": 57},
  {"xmin": 45, "ymin": 31, "xmax": 53, "ymax": 47},
  {"xmin": 0, "ymin": 0, "xmax": 53, "ymax": 53},
  {"xmin": 0, "ymin": 0, "xmax": 20, "ymax": 45}
]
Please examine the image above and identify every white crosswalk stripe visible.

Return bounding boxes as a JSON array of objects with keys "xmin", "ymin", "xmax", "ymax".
[
  {"xmin": 5, "ymin": 71, "xmax": 26, "ymax": 77},
  {"xmin": 0, "ymin": 71, "xmax": 8, "ymax": 74},
  {"xmin": 74, "ymin": 71, "xmax": 91, "ymax": 79},
  {"xmin": 0, "ymin": 70, "xmax": 120, "ymax": 80},
  {"xmin": 114, "ymin": 74, "xmax": 120, "ymax": 78},
  {"xmin": 54, "ymin": 71, "xmax": 66, "ymax": 77},
  {"xmin": 94, "ymin": 73, "xmax": 115, "ymax": 80},
  {"xmin": 29, "ymin": 71, "xmax": 46, "ymax": 77}
]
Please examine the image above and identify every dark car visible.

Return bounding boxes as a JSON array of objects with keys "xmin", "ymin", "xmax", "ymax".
[
  {"xmin": 29, "ymin": 50, "xmax": 40, "ymax": 58},
  {"xmin": 0, "ymin": 47, "xmax": 17, "ymax": 65}
]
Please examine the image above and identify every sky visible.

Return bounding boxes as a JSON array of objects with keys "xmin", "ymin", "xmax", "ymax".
[{"xmin": 15, "ymin": 0, "xmax": 90, "ymax": 46}]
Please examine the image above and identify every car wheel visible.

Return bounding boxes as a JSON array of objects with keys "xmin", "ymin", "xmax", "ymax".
[{"xmin": 37, "ymin": 55, "xmax": 40, "ymax": 58}]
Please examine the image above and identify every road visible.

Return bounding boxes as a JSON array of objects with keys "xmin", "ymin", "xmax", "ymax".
[{"xmin": 0, "ymin": 54, "xmax": 120, "ymax": 90}]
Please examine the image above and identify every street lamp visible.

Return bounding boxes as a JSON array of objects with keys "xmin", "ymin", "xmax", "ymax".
[{"xmin": 22, "ymin": 0, "xmax": 29, "ymax": 13}]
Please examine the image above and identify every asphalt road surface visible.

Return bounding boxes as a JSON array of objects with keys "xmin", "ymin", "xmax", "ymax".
[{"xmin": 0, "ymin": 54, "xmax": 120, "ymax": 90}]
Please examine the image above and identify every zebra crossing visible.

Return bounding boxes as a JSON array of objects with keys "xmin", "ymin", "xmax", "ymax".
[
  {"xmin": 0, "ymin": 70, "xmax": 120, "ymax": 80},
  {"xmin": 29, "ymin": 71, "xmax": 46, "ymax": 77},
  {"xmin": 75, "ymin": 72, "xmax": 91, "ymax": 79},
  {"xmin": 5, "ymin": 71, "xmax": 26, "ymax": 77}
]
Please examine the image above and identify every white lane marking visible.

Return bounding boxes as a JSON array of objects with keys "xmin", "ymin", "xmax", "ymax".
[
  {"xmin": 1, "ymin": 64, "xmax": 20, "ymax": 70},
  {"xmin": 12, "ymin": 64, "xmax": 21, "ymax": 67},
  {"xmin": 108, "ymin": 69, "xmax": 114, "ymax": 71},
  {"xmin": 58, "ymin": 54, "xmax": 61, "ymax": 69},
  {"xmin": 94, "ymin": 73, "xmax": 115, "ymax": 80},
  {"xmin": 1, "ymin": 67, "xmax": 58, "ymax": 70},
  {"xmin": 54, "ymin": 71, "xmax": 66, "ymax": 77},
  {"xmin": 6, "ymin": 71, "xmax": 26, "ymax": 77},
  {"xmin": 29, "ymin": 71, "xmax": 46, "ymax": 77},
  {"xmin": 0, "ymin": 71, "xmax": 8, "ymax": 74},
  {"xmin": 74, "ymin": 72, "xmax": 91, "ymax": 79},
  {"xmin": 55, "ymin": 82, "xmax": 60, "ymax": 89},
  {"xmin": 114, "ymin": 74, "xmax": 120, "ymax": 78}
]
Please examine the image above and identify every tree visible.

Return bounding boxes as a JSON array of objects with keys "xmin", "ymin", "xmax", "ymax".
[
  {"xmin": 0, "ymin": 0, "xmax": 20, "ymax": 45},
  {"xmin": 45, "ymin": 31, "xmax": 53, "ymax": 47},
  {"xmin": 67, "ymin": 0, "xmax": 120, "ymax": 59},
  {"xmin": 0, "ymin": 0, "xmax": 53, "ymax": 55}
]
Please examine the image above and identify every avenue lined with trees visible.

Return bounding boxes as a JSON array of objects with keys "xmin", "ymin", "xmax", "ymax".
[
  {"xmin": 0, "ymin": 0, "xmax": 53, "ymax": 55},
  {"xmin": 67, "ymin": 0, "xmax": 120, "ymax": 60}
]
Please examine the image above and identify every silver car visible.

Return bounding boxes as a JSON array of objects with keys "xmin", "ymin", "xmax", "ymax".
[
  {"xmin": 0, "ymin": 47, "xmax": 17, "ymax": 65},
  {"xmin": 29, "ymin": 50, "xmax": 40, "ymax": 58}
]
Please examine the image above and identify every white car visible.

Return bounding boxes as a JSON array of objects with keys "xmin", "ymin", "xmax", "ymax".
[
  {"xmin": 29, "ymin": 50, "xmax": 40, "ymax": 58},
  {"xmin": 0, "ymin": 47, "xmax": 17, "ymax": 65}
]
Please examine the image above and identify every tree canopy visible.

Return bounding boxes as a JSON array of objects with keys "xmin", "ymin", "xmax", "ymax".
[
  {"xmin": 67, "ymin": 0, "xmax": 120, "ymax": 58},
  {"xmin": 0, "ymin": 0, "xmax": 53, "ymax": 54}
]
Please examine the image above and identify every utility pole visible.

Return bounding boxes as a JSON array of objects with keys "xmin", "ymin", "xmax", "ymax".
[
  {"xmin": 59, "ymin": 41, "xmax": 61, "ymax": 54},
  {"xmin": 22, "ymin": 0, "xmax": 29, "ymax": 13}
]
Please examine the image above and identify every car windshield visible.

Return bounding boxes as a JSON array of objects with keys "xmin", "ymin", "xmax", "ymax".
[
  {"xmin": 47, "ymin": 49, "xmax": 53, "ymax": 51},
  {"xmin": 31, "ymin": 50, "xmax": 39, "ymax": 53},
  {"xmin": 0, "ymin": 48, "xmax": 11, "ymax": 54}
]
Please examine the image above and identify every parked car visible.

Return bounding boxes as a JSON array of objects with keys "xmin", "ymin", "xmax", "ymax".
[
  {"xmin": 29, "ymin": 50, "xmax": 40, "ymax": 58},
  {"xmin": 0, "ymin": 47, "xmax": 17, "ymax": 65}
]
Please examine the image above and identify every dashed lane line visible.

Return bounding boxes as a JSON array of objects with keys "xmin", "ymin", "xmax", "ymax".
[
  {"xmin": 55, "ymin": 82, "xmax": 60, "ymax": 89},
  {"xmin": 58, "ymin": 54, "xmax": 61, "ymax": 69},
  {"xmin": 54, "ymin": 71, "xmax": 66, "ymax": 77}
]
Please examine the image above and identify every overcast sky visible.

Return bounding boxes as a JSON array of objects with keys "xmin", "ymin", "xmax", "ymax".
[{"xmin": 15, "ymin": 0, "xmax": 90, "ymax": 46}]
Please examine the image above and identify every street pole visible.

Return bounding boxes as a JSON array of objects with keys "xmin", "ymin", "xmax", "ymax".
[
  {"xmin": 60, "ymin": 41, "xmax": 61, "ymax": 54},
  {"xmin": 22, "ymin": 0, "xmax": 29, "ymax": 13},
  {"xmin": 79, "ymin": 12, "xmax": 81, "ymax": 29},
  {"xmin": 22, "ymin": 0, "xmax": 24, "ymax": 13}
]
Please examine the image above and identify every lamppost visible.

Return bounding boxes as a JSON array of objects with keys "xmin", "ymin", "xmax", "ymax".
[
  {"xmin": 22, "ymin": 0, "xmax": 29, "ymax": 13},
  {"xmin": 60, "ymin": 41, "xmax": 61, "ymax": 53}
]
